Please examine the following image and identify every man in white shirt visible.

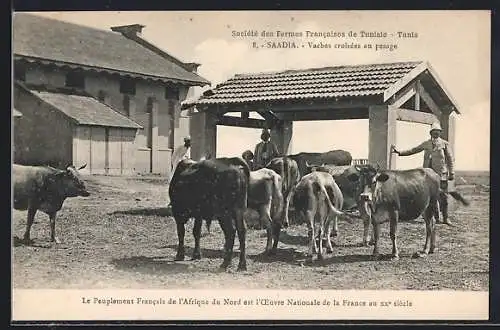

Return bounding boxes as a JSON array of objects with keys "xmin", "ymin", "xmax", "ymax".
[{"xmin": 170, "ymin": 136, "xmax": 191, "ymax": 182}]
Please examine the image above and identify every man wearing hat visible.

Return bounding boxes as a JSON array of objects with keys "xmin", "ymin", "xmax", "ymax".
[
  {"xmin": 170, "ymin": 136, "xmax": 191, "ymax": 182},
  {"xmin": 391, "ymin": 122, "xmax": 455, "ymax": 225},
  {"xmin": 253, "ymin": 128, "xmax": 279, "ymax": 170}
]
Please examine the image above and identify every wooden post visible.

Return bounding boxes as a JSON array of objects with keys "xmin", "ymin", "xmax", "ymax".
[
  {"xmin": 270, "ymin": 120, "xmax": 293, "ymax": 155},
  {"xmin": 440, "ymin": 112, "xmax": 456, "ymax": 153},
  {"xmin": 190, "ymin": 111, "xmax": 217, "ymax": 161},
  {"xmin": 368, "ymin": 105, "xmax": 397, "ymax": 170}
]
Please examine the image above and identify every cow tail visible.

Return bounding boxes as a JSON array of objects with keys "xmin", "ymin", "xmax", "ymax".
[
  {"xmin": 448, "ymin": 191, "xmax": 471, "ymax": 206},
  {"xmin": 283, "ymin": 157, "xmax": 289, "ymax": 195},
  {"xmin": 319, "ymin": 184, "xmax": 344, "ymax": 217},
  {"xmin": 272, "ymin": 174, "xmax": 284, "ymax": 222}
]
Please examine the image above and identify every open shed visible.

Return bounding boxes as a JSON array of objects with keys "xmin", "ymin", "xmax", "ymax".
[{"xmin": 183, "ymin": 61, "xmax": 460, "ymax": 170}]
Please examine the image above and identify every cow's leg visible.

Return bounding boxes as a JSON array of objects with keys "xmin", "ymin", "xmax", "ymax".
[
  {"xmin": 283, "ymin": 188, "xmax": 295, "ymax": 228},
  {"xmin": 306, "ymin": 210, "xmax": 315, "ymax": 264},
  {"xmin": 317, "ymin": 218, "xmax": 324, "ymax": 261},
  {"xmin": 174, "ymin": 218, "xmax": 187, "ymax": 261},
  {"xmin": 192, "ymin": 217, "xmax": 203, "ymax": 260},
  {"xmin": 259, "ymin": 204, "xmax": 273, "ymax": 255},
  {"xmin": 271, "ymin": 220, "xmax": 281, "ymax": 254},
  {"xmin": 23, "ymin": 205, "xmax": 37, "ymax": 245},
  {"xmin": 429, "ymin": 201, "xmax": 438, "ymax": 254},
  {"xmin": 389, "ymin": 210, "xmax": 399, "ymax": 261},
  {"xmin": 48, "ymin": 212, "xmax": 61, "ymax": 244},
  {"xmin": 325, "ymin": 216, "xmax": 335, "ymax": 254},
  {"xmin": 416, "ymin": 205, "xmax": 435, "ymax": 258},
  {"xmin": 235, "ymin": 208, "xmax": 247, "ymax": 271},
  {"xmin": 220, "ymin": 217, "xmax": 236, "ymax": 271},
  {"xmin": 371, "ymin": 221, "xmax": 381, "ymax": 259}
]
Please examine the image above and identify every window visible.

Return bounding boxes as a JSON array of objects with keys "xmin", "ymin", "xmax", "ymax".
[
  {"xmin": 168, "ymin": 100, "xmax": 175, "ymax": 149},
  {"xmin": 123, "ymin": 95, "xmax": 130, "ymax": 117},
  {"xmin": 14, "ymin": 65, "xmax": 26, "ymax": 81},
  {"xmin": 65, "ymin": 70, "xmax": 85, "ymax": 88},
  {"xmin": 120, "ymin": 77, "xmax": 136, "ymax": 95},
  {"xmin": 165, "ymin": 86, "xmax": 179, "ymax": 100},
  {"xmin": 97, "ymin": 90, "xmax": 106, "ymax": 102}
]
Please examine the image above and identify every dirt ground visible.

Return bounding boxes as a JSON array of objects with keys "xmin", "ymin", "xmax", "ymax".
[{"xmin": 12, "ymin": 172, "xmax": 490, "ymax": 290}]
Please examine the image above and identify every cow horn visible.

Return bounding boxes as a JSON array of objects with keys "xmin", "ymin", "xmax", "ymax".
[
  {"xmin": 305, "ymin": 161, "xmax": 310, "ymax": 167},
  {"xmin": 78, "ymin": 163, "xmax": 87, "ymax": 170}
]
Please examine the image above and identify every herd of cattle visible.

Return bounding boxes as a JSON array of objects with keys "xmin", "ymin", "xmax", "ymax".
[{"xmin": 12, "ymin": 149, "xmax": 471, "ymax": 272}]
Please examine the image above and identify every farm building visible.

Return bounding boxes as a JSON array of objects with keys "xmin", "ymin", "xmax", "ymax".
[{"xmin": 12, "ymin": 13, "xmax": 210, "ymax": 175}]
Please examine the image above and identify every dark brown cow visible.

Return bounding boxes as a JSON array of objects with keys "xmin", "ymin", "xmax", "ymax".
[
  {"xmin": 266, "ymin": 156, "xmax": 301, "ymax": 227},
  {"xmin": 169, "ymin": 157, "xmax": 250, "ymax": 271},
  {"xmin": 346, "ymin": 167, "xmax": 470, "ymax": 260},
  {"xmin": 287, "ymin": 150, "xmax": 352, "ymax": 178},
  {"xmin": 13, "ymin": 163, "xmax": 90, "ymax": 244},
  {"xmin": 293, "ymin": 171, "xmax": 346, "ymax": 263}
]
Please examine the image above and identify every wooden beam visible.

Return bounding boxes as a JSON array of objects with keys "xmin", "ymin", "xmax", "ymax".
[
  {"xmin": 389, "ymin": 82, "xmax": 417, "ymax": 109},
  {"xmin": 268, "ymin": 97, "xmax": 379, "ymax": 113},
  {"xmin": 216, "ymin": 115, "xmax": 267, "ymax": 129},
  {"xmin": 417, "ymin": 80, "xmax": 442, "ymax": 117},
  {"xmin": 278, "ymin": 108, "xmax": 368, "ymax": 121},
  {"xmin": 414, "ymin": 89, "xmax": 420, "ymax": 110},
  {"xmin": 383, "ymin": 62, "xmax": 428, "ymax": 101},
  {"xmin": 396, "ymin": 108, "xmax": 438, "ymax": 125}
]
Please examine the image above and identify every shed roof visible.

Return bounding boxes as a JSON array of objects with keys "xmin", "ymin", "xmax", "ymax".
[
  {"xmin": 28, "ymin": 89, "xmax": 142, "ymax": 129},
  {"xmin": 185, "ymin": 61, "xmax": 460, "ymax": 114},
  {"xmin": 13, "ymin": 13, "xmax": 210, "ymax": 86}
]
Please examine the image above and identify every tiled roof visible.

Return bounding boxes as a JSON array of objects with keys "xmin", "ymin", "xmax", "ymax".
[
  {"xmin": 13, "ymin": 108, "xmax": 23, "ymax": 117},
  {"xmin": 13, "ymin": 13, "xmax": 209, "ymax": 86},
  {"xmin": 189, "ymin": 61, "xmax": 423, "ymax": 105},
  {"xmin": 29, "ymin": 89, "xmax": 142, "ymax": 129}
]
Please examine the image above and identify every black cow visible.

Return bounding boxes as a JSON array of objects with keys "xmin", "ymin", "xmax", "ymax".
[
  {"xmin": 266, "ymin": 157, "xmax": 301, "ymax": 227},
  {"xmin": 13, "ymin": 163, "xmax": 90, "ymax": 244},
  {"xmin": 168, "ymin": 157, "xmax": 250, "ymax": 271},
  {"xmin": 346, "ymin": 167, "xmax": 470, "ymax": 260},
  {"xmin": 287, "ymin": 150, "xmax": 352, "ymax": 178}
]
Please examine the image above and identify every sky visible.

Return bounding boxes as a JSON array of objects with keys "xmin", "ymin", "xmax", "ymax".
[{"xmin": 24, "ymin": 11, "xmax": 491, "ymax": 171}]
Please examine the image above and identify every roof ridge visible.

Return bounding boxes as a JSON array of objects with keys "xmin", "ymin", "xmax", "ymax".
[{"xmin": 233, "ymin": 61, "xmax": 424, "ymax": 78}]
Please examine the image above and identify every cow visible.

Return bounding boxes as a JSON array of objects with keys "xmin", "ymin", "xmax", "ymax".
[
  {"xmin": 346, "ymin": 167, "xmax": 471, "ymax": 260},
  {"xmin": 13, "ymin": 163, "xmax": 90, "ymax": 245},
  {"xmin": 287, "ymin": 149, "xmax": 352, "ymax": 178},
  {"xmin": 306, "ymin": 163, "xmax": 377, "ymax": 246},
  {"xmin": 247, "ymin": 168, "xmax": 284, "ymax": 255},
  {"xmin": 266, "ymin": 156, "xmax": 301, "ymax": 228},
  {"xmin": 168, "ymin": 157, "xmax": 250, "ymax": 271},
  {"xmin": 292, "ymin": 171, "xmax": 347, "ymax": 263}
]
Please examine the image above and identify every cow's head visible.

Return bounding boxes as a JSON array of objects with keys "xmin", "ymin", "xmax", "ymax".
[
  {"xmin": 54, "ymin": 163, "xmax": 90, "ymax": 197},
  {"xmin": 305, "ymin": 161, "xmax": 326, "ymax": 175},
  {"xmin": 345, "ymin": 164, "xmax": 381, "ymax": 202}
]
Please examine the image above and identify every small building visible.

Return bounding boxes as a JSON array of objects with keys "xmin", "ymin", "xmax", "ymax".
[
  {"xmin": 14, "ymin": 82, "xmax": 142, "ymax": 174},
  {"xmin": 13, "ymin": 13, "xmax": 210, "ymax": 175}
]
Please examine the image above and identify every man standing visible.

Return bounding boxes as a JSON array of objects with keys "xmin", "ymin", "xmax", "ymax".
[
  {"xmin": 392, "ymin": 122, "xmax": 455, "ymax": 225},
  {"xmin": 253, "ymin": 128, "xmax": 279, "ymax": 170},
  {"xmin": 170, "ymin": 136, "xmax": 191, "ymax": 182}
]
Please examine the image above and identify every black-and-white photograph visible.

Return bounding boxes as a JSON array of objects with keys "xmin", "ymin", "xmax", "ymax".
[{"xmin": 11, "ymin": 10, "xmax": 490, "ymax": 321}]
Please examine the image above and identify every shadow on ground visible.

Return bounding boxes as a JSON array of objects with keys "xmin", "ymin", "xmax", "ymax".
[
  {"xmin": 110, "ymin": 207, "xmax": 172, "ymax": 217},
  {"xmin": 110, "ymin": 256, "xmax": 191, "ymax": 275}
]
